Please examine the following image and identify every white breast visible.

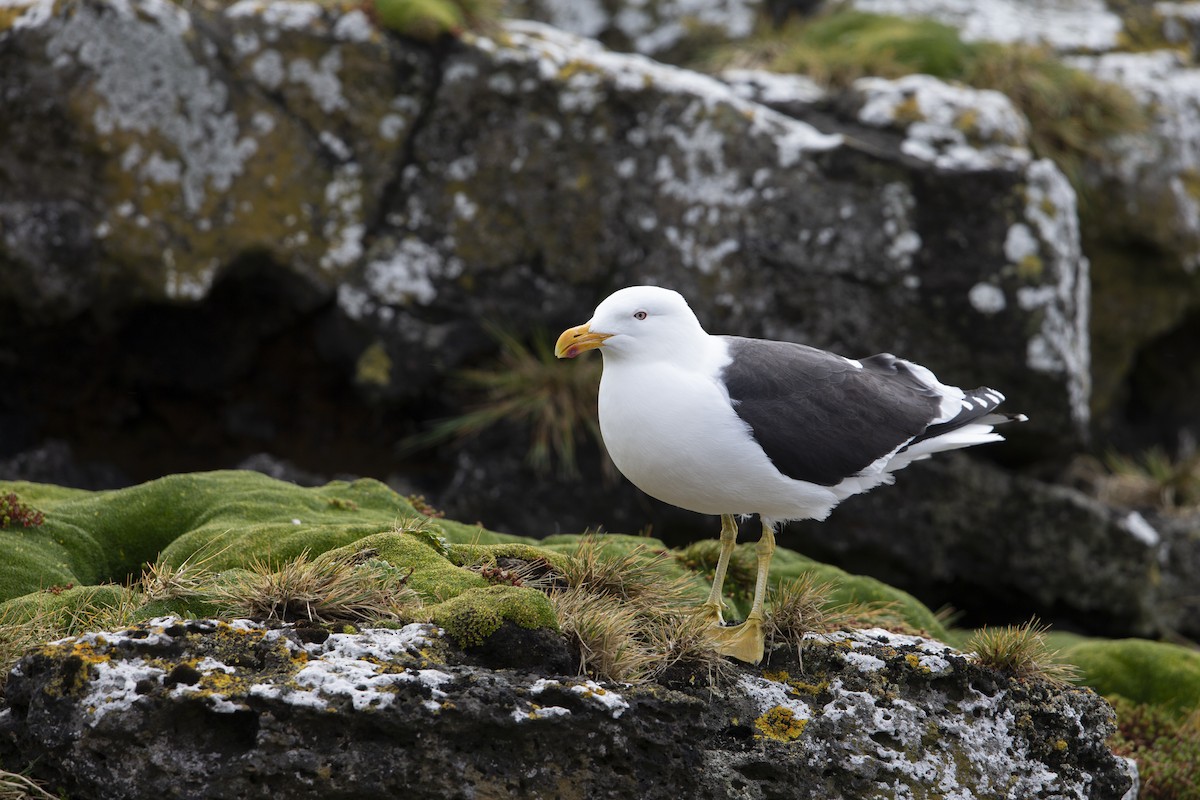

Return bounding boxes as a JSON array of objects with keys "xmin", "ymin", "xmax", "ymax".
[{"xmin": 597, "ymin": 355, "xmax": 838, "ymax": 524}]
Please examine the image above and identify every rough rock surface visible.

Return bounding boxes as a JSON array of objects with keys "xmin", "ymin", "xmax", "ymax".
[{"xmin": 0, "ymin": 617, "xmax": 1135, "ymax": 799}]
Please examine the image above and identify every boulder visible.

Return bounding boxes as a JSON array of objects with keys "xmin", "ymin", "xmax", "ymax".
[
  {"xmin": 0, "ymin": 617, "xmax": 1136, "ymax": 799},
  {"xmin": 0, "ymin": 0, "xmax": 1088, "ymax": 476}
]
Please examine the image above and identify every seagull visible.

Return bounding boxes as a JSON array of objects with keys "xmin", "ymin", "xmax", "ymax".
[{"xmin": 555, "ymin": 285, "xmax": 1025, "ymax": 664}]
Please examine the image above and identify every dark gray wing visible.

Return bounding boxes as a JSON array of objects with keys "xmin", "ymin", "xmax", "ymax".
[{"xmin": 719, "ymin": 338, "xmax": 944, "ymax": 486}]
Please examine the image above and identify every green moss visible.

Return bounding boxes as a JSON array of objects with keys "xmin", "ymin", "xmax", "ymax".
[
  {"xmin": 448, "ymin": 541, "xmax": 573, "ymax": 574},
  {"xmin": 765, "ymin": 546, "xmax": 949, "ymax": 640},
  {"xmin": 425, "ymin": 584, "xmax": 558, "ymax": 647},
  {"xmin": 1058, "ymin": 637, "xmax": 1200, "ymax": 719},
  {"xmin": 0, "ymin": 471, "xmax": 535, "ymax": 608},
  {"xmin": 372, "ymin": 0, "xmax": 499, "ymax": 40}
]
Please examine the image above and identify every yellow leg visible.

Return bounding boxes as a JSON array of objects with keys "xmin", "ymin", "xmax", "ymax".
[
  {"xmin": 708, "ymin": 519, "xmax": 775, "ymax": 664},
  {"xmin": 699, "ymin": 514, "xmax": 739, "ymax": 625}
]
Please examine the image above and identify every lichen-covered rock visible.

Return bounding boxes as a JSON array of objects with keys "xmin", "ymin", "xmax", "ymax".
[
  {"xmin": 846, "ymin": 0, "xmax": 1124, "ymax": 52},
  {"xmin": 1065, "ymin": 50, "xmax": 1200, "ymax": 428},
  {"xmin": 1, "ymin": 0, "xmax": 1090, "ymax": 489},
  {"xmin": 0, "ymin": 617, "xmax": 1135, "ymax": 799},
  {"xmin": 503, "ymin": 0, "xmax": 760, "ymax": 58}
]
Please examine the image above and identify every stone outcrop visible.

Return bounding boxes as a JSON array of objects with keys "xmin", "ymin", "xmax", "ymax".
[{"xmin": 0, "ymin": 617, "xmax": 1136, "ymax": 799}]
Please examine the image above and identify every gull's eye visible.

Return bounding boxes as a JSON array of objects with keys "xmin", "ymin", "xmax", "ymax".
[{"xmin": 634, "ymin": 310, "xmax": 648, "ymax": 320}]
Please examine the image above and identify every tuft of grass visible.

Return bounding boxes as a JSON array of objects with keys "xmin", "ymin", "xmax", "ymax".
[
  {"xmin": 966, "ymin": 618, "xmax": 1081, "ymax": 686},
  {"xmin": 714, "ymin": 10, "xmax": 1145, "ymax": 184},
  {"xmin": 1103, "ymin": 446, "xmax": 1200, "ymax": 512},
  {"xmin": 765, "ymin": 573, "xmax": 911, "ymax": 666},
  {"xmin": 549, "ymin": 538, "xmax": 733, "ymax": 685},
  {"xmin": 467, "ymin": 556, "xmax": 560, "ymax": 592},
  {"xmin": 0, "ymin": 585, "xmax": 146, "ymax": 693},
  {"xmin": 405, "ymin": 326, "xmax": 606, "ymax": 476},
  {"xmin": 1109, "ymin": 696, "xmax": 1200, "ymax": 800},
  {"xmin": 0, "ymin": 768, "xmax": 58, "ymax": 800},
  {"xmin": 368, "ymin": 0, "xmax": 500, "ymax": 41},
  {"xmin": 139, "ymin": 544, "xmax": 233, "ymax": 603},
  {"xmin": 207, "ymin": 549, "xmax": 420, "ymax": 624}
]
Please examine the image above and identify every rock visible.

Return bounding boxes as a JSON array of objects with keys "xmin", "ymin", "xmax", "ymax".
[
  {"xmin": 0, "ymin": 0, "xmax": 1090, "ymax": 486},
  {"xmin": 846, "ymin": 0, "xmax": 1124, "ymax": 52},
  {"xmin": 503, "ymin": 0, "xmax": 761, "ymax": 59},
  {"xmin": 787, "ymin": 452, "xmax": 1200, "ymax": 640},
  {"xmin": 0, "ymin": 617, "xmax": 1136, "ymax": 799},
  {"xmin": 1064, "ymin": 50, "xmax": 1200, "ymax": 441}
]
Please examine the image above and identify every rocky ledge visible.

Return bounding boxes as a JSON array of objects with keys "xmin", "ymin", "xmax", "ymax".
[{"xmin": 0, "ymin": 617, "xmax": 1134, "ymax": 799}]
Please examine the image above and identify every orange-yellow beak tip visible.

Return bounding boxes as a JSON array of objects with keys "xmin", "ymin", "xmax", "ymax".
[{"xmin": 555, "ymin": 323, "xmax": 611, "ymax": 359}]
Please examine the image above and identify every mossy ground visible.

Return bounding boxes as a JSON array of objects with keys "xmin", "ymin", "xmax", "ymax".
[{"xmin": 2, "ymin": 470, "xmax": 1198, "ymax": 790}]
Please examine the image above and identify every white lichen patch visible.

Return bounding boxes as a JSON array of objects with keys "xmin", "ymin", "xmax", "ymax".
[
  {"xmin": 343, "ymin": 237, "xmax": 465, "ymax": 310},
  {"xmin": 320, "ymin": 163, "xmax": 365, "ymax": 271},
  {"xmin": 529, "ymin": 678, "xmax": 629, "ymax": 718},
  {"xmin": 812, "ymin": 679, "xmax": 1066, "ymax": 796},
  {"xmin": 855, "ymin": 74, "xmax": 1031, "ymax": 172},
  {"xmin": 841, "ymin": 650, "xmax": 887, "ymax": 672},
  {"xmin": 226, "ymin": 0, "xmax": 322, "ymax": 31},
  {"xmin": 1014, "ymin": 159, "xmax": 1091, "ymax": 428},
  {"xmin": 881, "ymin": 181, "xmax": 921, "ymax": 269},
  {"xmin": 84, "ymin": 658, "xmax": 167, "ymax": 725},
  {"xmin": 311, "ymin": 624, "xmax": 439, "ymax": 660},
  {"xmin": 738, "ymin": 674, "xmax": 815, "ymax": 721},
  {"xmin": 289, "ymin": 49, "xmax": 349, "ymax": 114},
  {"xmin": 849, "ymin": 0, "xmax": 1122, "ymax": 52},
  {"xmin": 568, "ymin": 679, "xmax": 629, "ymax": 718},
  {"xmin": 969, "ymin": 282, "xmax": 1007, "ymax": 314},
  {"xmin": 722, "ymin": 69, "xmax": 827, "ymax": 106},
  {"xmin": 45, "ymin": 0, "xmax": 258, "ymax": 215}
]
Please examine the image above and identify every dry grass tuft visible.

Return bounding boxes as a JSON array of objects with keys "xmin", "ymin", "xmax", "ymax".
[
  {"xmin": 207, "ymin": 549, "xmax": 420, "ymax": 624},
  {"xmin": 0, "ymin": 768, "xmax": 58, "ymax": 800},
  {"xmin": 549, "ymin": 538, "xmax": 733, "ymax": 686},
  {"xmin": 765, "ymin": 573, "xmax": 911, "ymax": 666},
  {"xmin": 966, "ymin": 618, "xmax": 1080, "ymax": 686},
  {"xmin": 404, "ymin": 326, "xmax": 607, "ymax": 477},
  {"xmin": 0, "ymin": 585, "xmax": 147, "ymax": 693},
  {"xmin": 138, "ymin": 544, "xmax": 233, "ymax": 603},
  {"xmin": 467, "ymin": 557, "xmax": 560, "ymax": 592}
]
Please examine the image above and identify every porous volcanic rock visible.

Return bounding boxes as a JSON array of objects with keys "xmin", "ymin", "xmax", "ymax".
[{"xmin": 0, "ymin": 617, "xmax": 1135, "ymax": 799}]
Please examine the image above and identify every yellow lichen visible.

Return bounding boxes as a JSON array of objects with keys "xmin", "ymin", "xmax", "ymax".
[
  {"xmin": 892, "ymin": 95, "xmax": 925, "ymax": 125},
  {"xmin": 754, "ymin": 705, "xmax": 808, "ymax": 742},
  {"xmin": 355, "ymin": 341, "xmax": 392, "ymax": 388},
  {"xmin": 1017, "ymin": 253, "xmax": 1044, "ymax": 280},
  {"xmin": 1054, "ymin": 739, "xmax": 1068, "ymax": 751}
]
